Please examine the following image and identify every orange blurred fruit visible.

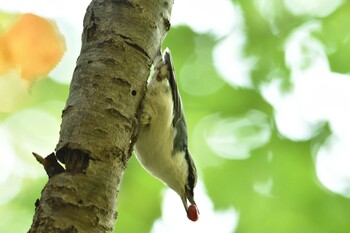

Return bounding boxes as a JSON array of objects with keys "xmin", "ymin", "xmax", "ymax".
[{"xmin": 0, "ymin": 13, "xmax": 66, "ymax": 80}]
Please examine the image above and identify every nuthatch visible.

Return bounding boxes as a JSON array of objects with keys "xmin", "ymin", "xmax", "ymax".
[{"xmin": 135, "ymin": 48, "xmax": 199, "ymax": 221}]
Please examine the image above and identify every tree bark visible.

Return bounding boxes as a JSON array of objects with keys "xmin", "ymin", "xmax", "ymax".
[{"xmin": 28, "ymin": 0, "xmax": 173, "ymax": 232}]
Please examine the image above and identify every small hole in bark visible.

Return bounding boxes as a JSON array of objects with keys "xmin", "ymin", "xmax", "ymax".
[{"xmin": 131, "ymin": 90, "xmax": 137, "ymax": 96}]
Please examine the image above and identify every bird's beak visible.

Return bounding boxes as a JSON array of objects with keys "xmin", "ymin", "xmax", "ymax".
[
  {"xmin": 181, "ymin": 193, "xmax": 188, "ymax": 212},
  {"xmin": 185, "ymin": 188, "xmax": 199, "ymax": 214},
  {"xmin": 182, "ymin": 191, "xmax": 200, "ymax": 221},
  {"xmin": 181, "ymin": 191, "xmax": 199, "ymax": 214}
]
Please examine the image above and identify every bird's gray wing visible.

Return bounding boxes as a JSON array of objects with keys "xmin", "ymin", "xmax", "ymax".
[
  {"xmin": 163, "ymin": 48, "xmax": 189, "ymax": 153},
  {"xmin": 163, "ymin": 48, "xmax": 182, "ymax": 127}
]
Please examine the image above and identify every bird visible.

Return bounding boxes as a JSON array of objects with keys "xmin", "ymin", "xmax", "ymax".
[{"xmin": 134, "ymin": 48, "xmax": 199, "ymax": 221}]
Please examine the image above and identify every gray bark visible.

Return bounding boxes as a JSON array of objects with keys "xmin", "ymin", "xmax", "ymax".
[{"xmin": 28, "ymin": 0, "xmax": 173, "ymax": 232}]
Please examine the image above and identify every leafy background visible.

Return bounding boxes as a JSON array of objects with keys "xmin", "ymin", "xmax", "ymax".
[{"xmin": 1, "ymin": 0, "xmax": 350, "ymax": 233}]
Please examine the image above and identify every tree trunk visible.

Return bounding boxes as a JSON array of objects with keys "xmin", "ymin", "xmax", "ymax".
[{"xmin": 28, "ymin": 0, "xmax": 173, "ymax": 232}]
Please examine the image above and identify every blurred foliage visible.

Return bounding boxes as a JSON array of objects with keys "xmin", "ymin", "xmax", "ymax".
[
  {"xmin": 1, "ymin": 1, "xmax": 350, "ymax": 233},
  {"xmin": 240, "ymin": 0, "xmax": 294, "ymax": 89},
  {"xmin": 0, "ymin": 178, "xmax": 46, "ymax": 232},
  {"xmin": 315, "ymin": 3, "xmax": 350, "ymax": 73}
]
